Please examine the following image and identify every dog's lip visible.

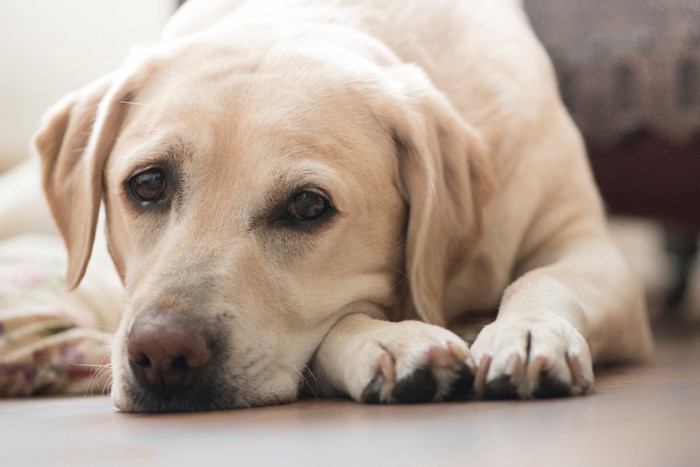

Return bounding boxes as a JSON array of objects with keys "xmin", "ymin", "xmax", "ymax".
[
  {"xmin": 116, "ymin": 383, "xmax": 298, "ymax": 413},
  {"xmin": 117, "ymin": 384, "xmax": 239, "ymax": 413}
]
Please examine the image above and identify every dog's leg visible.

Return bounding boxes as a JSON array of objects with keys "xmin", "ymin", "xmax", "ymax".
[
  {"xmin": 311, "ymin": 313, "xmax": 476, "ymax": 403},
  {"xmin": 470, "ymin": 238, "xmax": 654, "ymax": 399},
  {"xmin": 466, "ymin": 112, "xmax": 654, "ymax": 399}
]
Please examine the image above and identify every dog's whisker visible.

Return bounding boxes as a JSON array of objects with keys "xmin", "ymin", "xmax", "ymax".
[
  {"xmin": 75, "ymin": 362, "xmax": 109, "ymax": 396},
  {"xmin": 71, "ymin": 339, "xmax": 113, "ymax": 397},
  {"xmin": 101, "ymin": 370, "xmax": 114, "ymax": 397},
  {"xmin": 299, "ymin": 367, "xmax": 318, "ymax": 394},
  {"xmin": 120, "ymin": 100, "xmax": 153, "ymax": 108}
]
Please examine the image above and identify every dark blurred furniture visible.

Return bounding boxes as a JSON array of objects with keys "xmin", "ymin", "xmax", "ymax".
[{"xmin": 525, "ymin": 0, "xmax": 700, "ymax": 307}]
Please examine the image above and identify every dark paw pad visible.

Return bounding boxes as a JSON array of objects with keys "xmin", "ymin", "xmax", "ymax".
[
  {"xmin": 391, "ymin": 367, "xmax": 437, "ymax": 403},
  {"xmin": 444, "ymin": 362, "xmax": 475, "ymax": 401},
  {"xmin": 484, "ymin": 374, "xmax": 519, "ymax": 399},
  {"xmin": 533, "ymin": 372, "xmax": 571, "ymax": 398}
]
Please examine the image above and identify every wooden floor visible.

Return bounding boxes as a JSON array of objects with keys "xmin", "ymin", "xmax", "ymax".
[{"xmin": 2, "ymin": 316, "xmax": 699, "ymax": 467}]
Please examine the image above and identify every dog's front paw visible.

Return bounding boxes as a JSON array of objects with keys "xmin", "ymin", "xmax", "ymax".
[
  {"xmin": 469, "ymin": 315, "xmax": 593, "ymax": 399},
  {"xmin": 358, "ymin": 322, "xmax": 476, "ymax": 404}
]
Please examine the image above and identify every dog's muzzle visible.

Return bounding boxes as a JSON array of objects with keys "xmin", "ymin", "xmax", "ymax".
[{"xmin": 122, "ymin": 308, "xmax": 234, "ymax": 412}]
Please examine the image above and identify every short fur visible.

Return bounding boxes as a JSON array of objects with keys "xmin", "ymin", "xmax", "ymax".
[{"xmin": 34, "ymin": 0, "xmax": 653, "ymax": 411}]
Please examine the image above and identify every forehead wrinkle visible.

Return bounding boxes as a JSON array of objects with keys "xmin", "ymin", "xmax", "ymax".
[
  {"xmin": 120, "ymin": 131, "xmax": 193, "ymax": 167},
  {"xmin": 273, "ymin": 162, "xmax": 340, "ymax": 191}
]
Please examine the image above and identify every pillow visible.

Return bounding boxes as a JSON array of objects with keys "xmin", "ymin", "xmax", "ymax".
[{"xmin": 0, "ymin": 234, "xmax": 123, "ymax": 396}]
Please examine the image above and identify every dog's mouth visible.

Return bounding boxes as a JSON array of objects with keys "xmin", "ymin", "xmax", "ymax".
[
  {"xmin": 116, "ymin": 355, "xmax": 301, "ymax": 413},
  {"xmin": 111, "ymin": 306, "xmax": 310, "ymax": 413},
  {"xmin": 121, "ymin": 375, "xmax": 236, "ymax": 413}
]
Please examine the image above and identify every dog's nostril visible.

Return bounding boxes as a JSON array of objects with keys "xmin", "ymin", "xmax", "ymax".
[
  {"xmin": 135, "ymin": 354, "xmax": 152, "ymax": 369},
  {"xmin": 172, "ymin": 356, "xmax": 189, "ymax": 371}
]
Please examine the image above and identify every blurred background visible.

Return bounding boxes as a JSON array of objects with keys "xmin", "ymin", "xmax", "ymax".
[
  {"xmin": 0, "ymin": 0, "xmax": 175, "ymax": 172},
  {"xmin": 525, "ymin": 0, "xmax": 700, "ymax": 320},
  {"xmin": 0, "ymin": 0, "xmax": 698, "ymax": 318}
]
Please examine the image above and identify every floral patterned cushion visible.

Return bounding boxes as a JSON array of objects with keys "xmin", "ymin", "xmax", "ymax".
[{"xmin": 0, "ymin": 234, "xmax": 123, "ymax": 396}]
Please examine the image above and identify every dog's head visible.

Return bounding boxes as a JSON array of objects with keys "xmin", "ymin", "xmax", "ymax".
[{"xmin": 34, "ymin": 32, "xmax": 494, "ymax": 412}]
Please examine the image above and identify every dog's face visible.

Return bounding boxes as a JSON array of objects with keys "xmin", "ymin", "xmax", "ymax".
[
  {"xmin": 105, "ymin": 47, "xmax": 408, "ymax": 410},
  {"xmin": 35, "ymin": 37, "xmax": 493, "ymax": 411}
]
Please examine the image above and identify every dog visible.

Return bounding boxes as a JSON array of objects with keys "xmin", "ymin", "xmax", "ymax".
[{"xmin": 33, "ymin": 0, "xmax": 653, "ymax": 412}]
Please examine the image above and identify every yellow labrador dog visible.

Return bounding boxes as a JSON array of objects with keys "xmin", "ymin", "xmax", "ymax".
[{"xmin": 34, "ymin": 0, "xmax": 653, "ymax": 412}]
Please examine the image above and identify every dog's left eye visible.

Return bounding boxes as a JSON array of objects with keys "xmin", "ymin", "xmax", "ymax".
[
  {"xmin": 286, "ymin": 191, "xmax": 330, "ymax": 221},
  {"xmin": 127, "ymin": 169, "xmax": 167, "ymax": 205}
]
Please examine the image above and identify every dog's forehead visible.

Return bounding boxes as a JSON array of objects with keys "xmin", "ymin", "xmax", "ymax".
[
  {"xmin": 126, "ymin": 36, "xmax": 388, "ymax": 130},
  {"xmin": 114, "ymin": 55, "xmax": 391, "ymax": 172}
]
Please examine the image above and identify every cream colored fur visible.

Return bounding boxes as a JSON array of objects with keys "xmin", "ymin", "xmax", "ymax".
[{"xmin": 33, "ymin": 0, "xmax": 653, "ymax": 410}]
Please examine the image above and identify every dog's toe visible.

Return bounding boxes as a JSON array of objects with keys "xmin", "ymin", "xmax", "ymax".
[
  {"xmin": 360, "ymin": 334, "xmax": 476, "ymax": 404},
  {"xmin": 471, "ymin": 317, "xmax": 594, "ymax": 399}
]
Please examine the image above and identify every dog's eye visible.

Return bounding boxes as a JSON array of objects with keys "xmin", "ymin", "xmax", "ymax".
[
  {"xmin": 286, "ymin": 191, "xmax": 330, "ymax": 221},
  {"xmin": 128, "ymin": 169, "xmax": 167, "ymax": 205}
]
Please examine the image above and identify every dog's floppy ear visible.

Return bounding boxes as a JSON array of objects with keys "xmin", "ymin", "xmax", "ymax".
[
  {"xmin": 377, "ymin": 65, "xmax": 497, "ymax": 326},
  {"xmin": 33, "ymin": 68, "xmax": 142, "ymax": 290}
]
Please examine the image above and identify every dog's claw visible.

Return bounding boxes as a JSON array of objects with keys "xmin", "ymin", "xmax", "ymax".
[
  {"xmin": 565, "ymin": 352, "xmax": 592, "ymax": 395},
  {"xmin": 428, "ymin": 346, "xmax": 453, "ymax": 367},
  {"xmin": 378, "ymin": 353, "xmax": 396, "ymax": 382},
  {"xmin": 566, "ymin": 352, "xmax": 581, "ymax": 388},
  {"xmin": 447, "ymin": 341, "xmax": 468, "ymax": 361},
  {"xmin": 474, "ymin": 355, "xmax": 491, "ymax": 396}
]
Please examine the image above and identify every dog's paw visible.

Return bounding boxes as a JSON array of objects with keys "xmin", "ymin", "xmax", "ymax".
[
  {"xmin": 358, "ymin": 322, "xmax": 476, "ymax": 404},
  {"xmin": 469, "ymin": 315, "xmax": 593, "ymax": 399}
]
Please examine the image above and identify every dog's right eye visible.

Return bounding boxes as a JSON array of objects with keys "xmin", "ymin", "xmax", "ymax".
[
  {"xmin": 286, "ymin": 191, "xmax": 330, "ymax": 221},
  {"xmin": 127, "ymin": 169, "xmax": 167, "ymax": 206}
]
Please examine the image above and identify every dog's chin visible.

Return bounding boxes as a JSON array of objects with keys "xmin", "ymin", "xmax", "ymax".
[
  {"xmin": 112, "ymin": 381, "xmax": 298, "ymax": 413},
  {"xmin": 114, "ymin": 385, "xmax": 237, "ymax": 413},
  {"xmin": 111, "ymin": 370, "xmax": 301, "ymax": 413}
]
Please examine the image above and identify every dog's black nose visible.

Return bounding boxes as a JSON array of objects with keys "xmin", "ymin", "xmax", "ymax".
[{"xmin": 127, "ymin": 311, "xmax": 211, "ymax": 396}]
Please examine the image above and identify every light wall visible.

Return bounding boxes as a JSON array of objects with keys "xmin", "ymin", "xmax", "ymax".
[{"xmin": 0, "ymin": 0, "xmax": 176, "ymax": 171}]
